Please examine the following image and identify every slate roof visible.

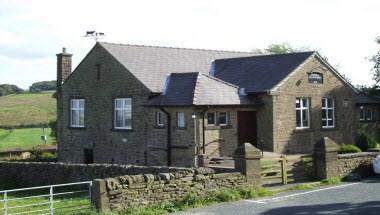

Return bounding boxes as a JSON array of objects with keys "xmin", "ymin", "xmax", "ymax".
[
  {"xmin": 146, "ymin": 73, "xmax": 257, "ymax": 106},
  {"xmin": 213, "ymin": 51, "xmax": 315, "ymax": 93},
  {"xmin": 99, "ymin": 42, "xmax": 254, "ymax": 93},
  {"xmin": 355, "ymin": 93, "xmax": 380, "ymax": 105}
]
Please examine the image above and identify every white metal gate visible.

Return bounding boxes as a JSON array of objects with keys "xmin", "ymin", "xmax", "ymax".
[{"xmin": 0, "ymin": 181, "xmax": 92, "ymax": 215}]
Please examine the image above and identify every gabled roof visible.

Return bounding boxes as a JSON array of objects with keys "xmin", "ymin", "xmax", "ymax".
[
  {"xmin": 213, "ymin": 52, "xmax": 315, "ymax": 93},
  {"xmin": 146, "ymin": 72, "xmax": 257, "ymax": 106},
  {"xmin": 99, "ymin": 42, "xmax": 254, "ymax": 93}
]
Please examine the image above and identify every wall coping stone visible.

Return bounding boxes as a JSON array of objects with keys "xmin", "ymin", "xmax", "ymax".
[{"xmin": 338, "ymin": 152, "xmax": 380, "ymax": 159}]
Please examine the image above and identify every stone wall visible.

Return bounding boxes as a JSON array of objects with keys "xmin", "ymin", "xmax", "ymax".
[
  {"xmin": 272, "ymin": 57, "xmax": 357, "ymax": 153},
  {"xmin": 95, "ymin": 168, "xmax": 247, "ymax": 211},
  {"xmin": 337, "ymin": 152, "xmax": 379, "ymax": 177},
  {"xmin": 0, "ymin": 161, "xmax": 190, "ymax": 189}
]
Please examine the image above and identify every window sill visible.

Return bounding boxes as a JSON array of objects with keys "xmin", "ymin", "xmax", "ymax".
[
  {"xmin": 321, "ymin": 127, "xmax": 338, "ymax": 131},
  {"xmin": 205, "ymin": 125, "xmax": 232, "ymax": 130},
  {"xmin": 153, "ymin": 125, "xmax": 166, "ymax": 129},
  {"xmin": 68, "ymin": 126, "xmax": 85, "ymax": 130},
  {"xmin": 359, "ymin": 120, "xmax": 376, "ymax": 123},
  {"xmin": 294, "ymin": 128, "xmax": 313, "ymax": 133},
  {"xmin": 111, "ymin": 128, "xmax": 133, "ymax": 132}
]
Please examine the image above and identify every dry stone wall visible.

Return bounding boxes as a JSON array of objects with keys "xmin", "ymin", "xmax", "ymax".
[
  {"xmin": 95, "ymin": 167, "xmax": 248, "ymax": 211},
  {"xmin": 0, "ymin": 161, "xmax": 190, "ymax": 189},
  {"xmin": 337, "ymin": 152, "xmax": 379, "ymax": 177}
]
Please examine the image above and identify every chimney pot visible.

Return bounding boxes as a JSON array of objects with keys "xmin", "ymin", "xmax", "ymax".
[{"xmin": 62, "ymin": 47, "xmax": 66, "ymax": 53}]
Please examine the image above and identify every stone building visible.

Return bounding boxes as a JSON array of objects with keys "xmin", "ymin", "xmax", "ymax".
[{"xmin": 57, "ymin": 42, "xmax": 380, "ymax": 167}]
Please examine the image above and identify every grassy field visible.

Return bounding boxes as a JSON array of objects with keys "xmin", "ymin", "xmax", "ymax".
[
  {"xmin": 0, "ymin": 188, "xmax": 92, "ymax": 215},
  {"xmin": 0, "ymin": 92, "xmax": 56, "ymax": 127},
  {"xmin": 0, "ymin": 128, "xmax": 55, "ymax": 151}
]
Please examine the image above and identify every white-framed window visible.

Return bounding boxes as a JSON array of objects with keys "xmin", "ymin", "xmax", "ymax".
[
  {"xmin": 114, "ymin": 98, "xmax": 132, "ymax": 129},
  {"xmin": 218, "ymin": 112, "xmax": 228, "ymax": 126},
  {"xmin": 70, "ymin": 99, "xmax": 85, "ymax": 128},
  {"xmin": 156, "ymin": 111, "xmax": 164, "ymax": 126},
  {"xmin": 296, "ymin": 98, "xmax": 310, "ymax": 129},
  {"xmin": 321, "ymin": 97, "xmax": 335, "ymax": 128},
  {"xmin": 207, "ymin": 112, "xmax": 216, "ymax": 126},
  {"xmin": 177, "ymin": 112, "xmax": 186, "ymax": 128},
  {"xmin": 360, "ymin": 107, "xmax": 375, "ymax": 121}
]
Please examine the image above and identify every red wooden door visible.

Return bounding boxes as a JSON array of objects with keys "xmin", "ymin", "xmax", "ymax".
[{"xmin": 238, "ymin": 111, "xmax": 257, "ymax": 146}]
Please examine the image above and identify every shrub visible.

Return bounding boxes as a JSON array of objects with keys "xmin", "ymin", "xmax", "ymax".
[
  {"xmin": 355, "ymin": 130, "xmax": 377, "ymax": 151},
  {"xmin": 338, "ymin": 144, "xmax": 362, "ymax": 154}
]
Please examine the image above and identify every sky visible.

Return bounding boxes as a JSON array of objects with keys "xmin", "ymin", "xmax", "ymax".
[{"xmin": 0, "ymin": 0, "xmax": 379, "ymax": 89}]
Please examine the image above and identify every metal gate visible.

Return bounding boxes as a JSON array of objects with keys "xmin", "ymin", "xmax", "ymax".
[{"xmin": 0, "ymin": 181, "xmax": 92, "ymax": 215}]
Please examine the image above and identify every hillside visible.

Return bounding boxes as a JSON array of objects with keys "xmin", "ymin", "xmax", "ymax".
[{"xmin": 0, "ymin": 92, "xmax": 56, "ymax": 127}]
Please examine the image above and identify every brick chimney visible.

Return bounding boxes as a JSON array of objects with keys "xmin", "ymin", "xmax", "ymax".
[{"xmin": 56, "ymin": 47, "xmax": 72, "ymax": 90}]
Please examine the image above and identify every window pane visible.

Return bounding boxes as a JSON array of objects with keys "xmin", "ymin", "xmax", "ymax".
[
  {"xmin": 177, "ymin": 112, "xmax": 185, "ymax": 128},
  {"xmin": 327, "ymin": 98, "xmax": 333, "ymax": 108},
  {"xmin": 296, "ymin": 110, "xmax": 301, "ymax": 127},
  {"xmin": 207, "ymin": 113, "xmax": 215, "ymax": 125},
  {"xmin": 115, "ymin": 99, "xmax": 123, "ymax": 109},
  {"xmin": 321, "ymin": 98, "xmax": 326, "ymax": 108},
  {"xmin": 327, "ymin": 109, "xmax": 333, "ymax": 119},
  {"xmin": 79, "ymin": 110, "xmax": 85, "ymax": 126},
  {"xmin": 295, "ymin": 98, "xmax": 300, "ymax": 108},
  {"xmin": 79, "ymin": 100, "xmax": 84, "ymax": 109},
  {"xmin": 125, "ymin": 111, "xmax": 132, "ymax": 128},
  {"xmin": 302, "ymin": 109, "xmax": 309, "ymax": 127},
  {"xmin": 124, "ymin": 98, "xmax": 131, "ymax": 107},
  {"xmin": 218, "ymin": 112, "xmax": 227, "ymax": 125},
  {"xmin": 327, "ymin": 119, "xmax": 333, "ymax": 126},
  {"xmin": 116, "ymin": 110, "xmax": 123, "ymax": 127},
  {"xmin": 302, "ymin": 99, "xmax": 308, "ymax": 108},
  {"xmin": 360, "ymin": 109, "xmax": 364, "ymax": 120}
]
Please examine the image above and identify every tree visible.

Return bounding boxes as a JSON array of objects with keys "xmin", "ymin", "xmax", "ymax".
[
  {"xmin": 29, "ymin": 81, "xmax": 56, "ymax": 93},
  {"xmin": 0, "ymin": 84, "xmax": 24, "ymax": 96},
  {"xmin": 372, "ymin": 37, "xmax": 380, "ymax": 84},
  {"xmin": 252, "ymin": 42, "xmax": 311, "ymax": 55}
]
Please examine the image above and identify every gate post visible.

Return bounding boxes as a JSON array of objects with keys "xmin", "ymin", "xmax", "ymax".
[
  {"xmin": 234, "ymin": 142, "xmax": 261, "ymax": 187},
  {"xmin": 314, "ymin": 137, "xmax": 339, "ymax": 180},
  {"xmin": 92, "ymin": 179, "xmax": 110, "ymax": 212}
]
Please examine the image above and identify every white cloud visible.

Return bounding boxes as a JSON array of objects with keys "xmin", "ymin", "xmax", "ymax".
[{"xmin": 0, "ymin": 0, "xmax": 380, "ymax": 88}]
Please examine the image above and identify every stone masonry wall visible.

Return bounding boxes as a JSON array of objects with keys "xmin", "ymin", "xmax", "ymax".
[
  {"xmin": 337, "ymin": 152, "xmax": 379, "ymax": 177},
  {"xmin": 58, "ymin": 44, "xmax": 152, "ymax": 165},
  {"xmin": 272, "ymin": 56, "xmax": 357, "ymax": 153},
  {"xmin": 98, "ymin": 168, "xmax": 247, "ymax": 211},
  {"xmin": 0, "ymin": 161, "xmax": 190, "ymax": 189}
]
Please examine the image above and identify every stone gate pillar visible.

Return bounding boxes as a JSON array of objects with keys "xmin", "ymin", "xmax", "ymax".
[
  {"xmin": 233, "ymin": 142, "xmax": 261, "ymax": 186},
  {"xmin": 314, "ymin": 137, "xmax": 339, "ymax": 180}
]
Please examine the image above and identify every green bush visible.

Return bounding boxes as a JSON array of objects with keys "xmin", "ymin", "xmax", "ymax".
[
  {"xmin": 355, "ymin": 130, "xmax": 377, "ymax": 151},
  {"xmin": 338, "ymin": 144, "xmax": 362, "ymax": 154}
]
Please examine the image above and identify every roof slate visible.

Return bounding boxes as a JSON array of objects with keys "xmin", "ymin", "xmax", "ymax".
[
  {"xmin": 146, "ymin": 72, "xmax": 256, "ymax": 106},
  {"xmin": 213, "ymin": 52, "xmax": 315, "ymax": 93},
  {"xmin": 355, "ymin": 93, "xmax": 380, "ymax": 105},
  {"xmin": 99, "ymin": 42, "xmax": 254, "ymax": 93}
]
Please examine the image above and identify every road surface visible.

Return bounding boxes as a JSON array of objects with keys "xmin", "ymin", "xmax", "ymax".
[{"xmin": 173, "ymin": 176, "xmax": 380, "ymax": 215}]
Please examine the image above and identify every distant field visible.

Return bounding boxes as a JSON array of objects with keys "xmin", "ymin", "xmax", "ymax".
[
  {"xmin": 0, "ymin": 92, "xmax": 56, "ymax": 127},
  {"xmin": 0, "ymin": 128, "xmax": 55, "ymax": 151}
]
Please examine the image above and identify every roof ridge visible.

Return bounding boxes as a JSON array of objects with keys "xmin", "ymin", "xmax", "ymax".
[
  {"xmin": 214, "ymin": 51, "xmax": 316, "ymax": 62},
  {"xmin": 200, "ymin": 73, "xmax": 239, "ymax": 89},
  {"xmin": 98, "ymin": 42, "xmax": 253, "ymax": 54}
]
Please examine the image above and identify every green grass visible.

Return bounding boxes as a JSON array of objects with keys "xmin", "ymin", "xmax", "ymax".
[
  {"xmin": 121, "ymin": 187, "xmax": 273, "ymax": 215},
  {"xmin": 0, "ymin": 92, "xmax": 56, "ymax": 127},
  {"xmin": 0, "ymin": 189, "xmax": 92, "ymax": 215},
  {"xmin": 0, "ymin": 128, "xmax": 55, "ymax": 151}
]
